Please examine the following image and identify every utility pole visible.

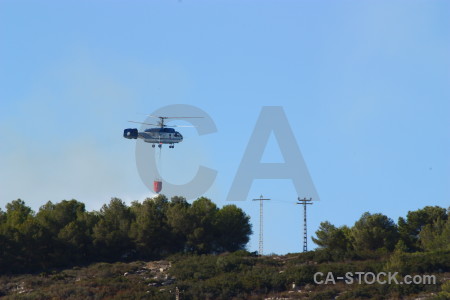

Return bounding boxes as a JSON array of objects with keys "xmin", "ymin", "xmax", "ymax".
[
  {"xmin": 296, "ymin": 197, "xmax": 313, "ymax": 252},
  {"xmin": 175, "ymin": 287, "xmax": 180, "ymax": 300},
  {"xmin": 252, "ymin": 195, "xmax": 271, "ymax": 256}
]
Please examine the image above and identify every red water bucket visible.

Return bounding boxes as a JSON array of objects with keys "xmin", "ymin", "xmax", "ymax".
[{"xmin": 153, "ymin": 180, "xmax": 162, "ymax": 193}]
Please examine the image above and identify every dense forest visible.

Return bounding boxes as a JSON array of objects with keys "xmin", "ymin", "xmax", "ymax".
[{"xmin": 0, "ymin": 196, "xmax": 252, "ymax": 273}]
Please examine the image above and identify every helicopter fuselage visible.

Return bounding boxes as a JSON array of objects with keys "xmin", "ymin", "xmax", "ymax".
[
  {"xmin": 123, "ymin": 127, "xmax": 183, "ymax": 147},
  {"xmin": 124, "ymin": 115, "xmax": 197, "ymax": 148},
  {"xmin": 140, "ymin": 128, "xmax": 183, "ymax": 144}
]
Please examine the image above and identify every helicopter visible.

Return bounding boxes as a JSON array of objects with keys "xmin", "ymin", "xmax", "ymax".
[{"xmin": 123, "ymin": 116, "xmax": 200, "ymax": 148}]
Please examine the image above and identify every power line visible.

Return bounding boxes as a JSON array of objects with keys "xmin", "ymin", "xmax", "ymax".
[
  {"xmin": 296, "ymin": 197, "xmax": 313, "ymax": 252},
  {"xmin": 252, "ymin": 195, "xmax": 271, "ymax": 256}
]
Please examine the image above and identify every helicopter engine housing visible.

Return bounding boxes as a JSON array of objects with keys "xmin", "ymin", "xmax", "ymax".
[{"xmin": 123, "ymin": 128, "xmax": 138, "ymax": 139}]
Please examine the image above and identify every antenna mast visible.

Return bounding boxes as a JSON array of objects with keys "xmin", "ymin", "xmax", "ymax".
[
  {"xmin": 252, "ymin": 195, "xmax": 271, "ymax": 256},
  {"xmin": 296, "ymin": 197, "xmax": 313, "ymax": 252}
]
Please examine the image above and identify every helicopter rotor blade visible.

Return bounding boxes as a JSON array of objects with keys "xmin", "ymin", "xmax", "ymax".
[
  {"xmin": 146, "ymin": 115, "xmax": 204, "ymax": 119},
  {"xmin": 128, "ymin": 121, "xmax": 159, "ymax": 126},
  {"xmin": 128, "ymin": 121, "xmax": 195, "ymax": 128}
]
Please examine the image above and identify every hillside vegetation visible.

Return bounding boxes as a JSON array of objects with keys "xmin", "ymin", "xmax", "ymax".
[
  {"xmin": 0, "ymin": 250, "xmax": 449, "ymax": 299},
  {"xmin": 0, "ymin": 197, "xmax": 449, "ymax": 299}
]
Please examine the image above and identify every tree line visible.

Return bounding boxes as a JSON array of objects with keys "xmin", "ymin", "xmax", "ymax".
[
  {"xmin": 312, "ymin": 205, "xmax": 450, "ymax": 260},
  {"xmin": 0, "ymin": 196, "xmax": 252, "ymax": 273},
  {"xmin": 1, "ymin": 194, "xmax": 447, "ymax": 274}
]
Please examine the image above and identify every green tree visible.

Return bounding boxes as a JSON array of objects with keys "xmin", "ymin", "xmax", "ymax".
[
  {"xmin": 57, "ymin": 210, "xmax": 98, "ymax": 265},
  {"xmin": 187, "ymin": 197, "xmax": 218, "ymax": 254},
  {"xmin": 419, "ymin": 218, "xmax": 450, "ymax": 251},
  {"xmin": 351, "ymin": 212, "xmax": 399, "ymax": 253},
  {"xmin": 92, "ymin": 198, "xmax": 134, "ymax": 261},
  {"xmin": 0, "ymin": 208, "xmax": 5, "ymax": 224},
  {"xmin": 312, "ymin": 221, "xmax": 352, "ymax": 259},
  {"xmin": 130, "ymin": 195, "xmax": 172, "ymax": 258},
  {"xmin": 0, "ymin": 200, "xmax": 45, "ymax": 271},
  {"xmin": 170, "ymin": 195, "xmax": 188, "ymax": 205},
  {"xmin": 398, "ymin": 206, "xmax": 448, "ymax": 251},
  {"xmin": 16, "ymin": 217, "xmax": 51, "ymax": 270},
  {"xmin": 35, "ymin": 200, "xmax": 94, "ymax": 267},
  {"xmin": 214, "ymin": 205, "xmax": 252, "ymax": 252},
  {"xmin": 5, "ymin": 199, "xmax": 33, "ymax": 226},
  {"xmin": 166, "ymin": 196, "xmax": 192, "ymax": 252},
  {"xmin": 0, "ymin": 200, "xmax": 56, "ymax": 271},
  {"xmin": 36, "ymin": 200, "xmax": 86, "ymax": 234}
]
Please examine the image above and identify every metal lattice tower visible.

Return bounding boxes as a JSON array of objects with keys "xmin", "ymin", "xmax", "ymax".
[
  {"xmin": 296, "ymin": 197, "xmax": 313, "ymax": 252},
  {"xmin": 252, "ymin": 195, "xmax": 271, "ymax": 256}
]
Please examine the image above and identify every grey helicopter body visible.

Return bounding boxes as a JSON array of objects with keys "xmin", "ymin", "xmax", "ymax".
[{"xmin": 123, "ymin": 116, "xmax": 197, "ymax": 148}]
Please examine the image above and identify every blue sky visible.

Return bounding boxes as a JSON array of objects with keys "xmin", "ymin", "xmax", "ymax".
[{"xmin": 1, "ymin": 0, "xmax": 449, "ymax": 254}]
